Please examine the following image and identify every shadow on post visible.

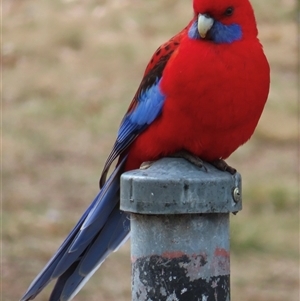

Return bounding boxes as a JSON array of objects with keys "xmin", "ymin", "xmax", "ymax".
[{"xmin": 121, "ymin": 158, "xmax": 242, "ymax": 301}]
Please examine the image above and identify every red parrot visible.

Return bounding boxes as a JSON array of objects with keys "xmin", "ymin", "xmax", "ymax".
[{"xmin": 21, "ymin": 0, "xmax": 270, "ymax": 300}]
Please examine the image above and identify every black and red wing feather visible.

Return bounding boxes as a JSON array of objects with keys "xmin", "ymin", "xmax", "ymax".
[{"xmin": 127, "ymin": 27, "xmax": 187, "ymax": 113}]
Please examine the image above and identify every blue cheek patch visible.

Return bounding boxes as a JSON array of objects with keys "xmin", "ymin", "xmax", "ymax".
[
  {"xmin": 210, "ymin": 21, "xmax": 242, "ymax": 44},
  {"xmin": 188, "ymin": 19, "xmax": 242, "ymax": 44},
  {"xmin": 188, "ymin": 21, "xmax": 201, "ymax": 40}
]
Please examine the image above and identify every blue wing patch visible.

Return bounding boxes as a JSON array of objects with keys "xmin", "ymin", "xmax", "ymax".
[
  {"xmin": 127, "ymin": 78, "xmax": 165, "ymax": 126},
  {"xmin": 99, "ymin": 78, "xmax": 166, "ymax": 187}
]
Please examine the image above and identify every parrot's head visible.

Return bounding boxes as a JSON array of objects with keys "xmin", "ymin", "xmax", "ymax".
[{"xmin": 190, "ymin": 0, "xmax": 258, "ymax": 44}]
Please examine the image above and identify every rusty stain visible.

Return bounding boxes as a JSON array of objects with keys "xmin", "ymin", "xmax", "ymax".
[
  {"xmin": 212, "ymin": 248, "xmax": 230, "ymax": 275},
  {"xmin": 131, "ymin": 255, "xmax": 138, "ymax": 263},
  {"xmin": 214, "ymin": 248, "xmax": 229, "ymax": 258},
  {"xmin": 161, "ymin": 251, "xmax": 185, "ymax": 259}
]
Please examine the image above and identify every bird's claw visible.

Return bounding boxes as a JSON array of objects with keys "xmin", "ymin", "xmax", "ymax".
[
  {"xmin": 140, "ymin": 154, "xmax": 236, "ymax": 175},
  {"xmin": 140, "ymin": 161, "xmax": 154, "ymax": 170},
  {"xmin": 169, "ymin": 150, "xmax": 208, "ymax": 171},
  {"xmin": 210, "ymin": 159, "xmax": 236, "ymax": 174}
]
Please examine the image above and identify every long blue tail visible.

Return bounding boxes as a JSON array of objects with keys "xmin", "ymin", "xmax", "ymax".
[{"xmin": 20, "ymin": 157, "xmax": 130, "ymax": 301}]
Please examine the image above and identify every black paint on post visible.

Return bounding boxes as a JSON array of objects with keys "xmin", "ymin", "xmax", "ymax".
[{"xmin": 132, "ymin": 254, "xmax": 230, "ymax": 301}]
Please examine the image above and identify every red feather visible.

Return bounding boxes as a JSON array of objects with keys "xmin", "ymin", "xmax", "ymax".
[{"xmin": 124, "ymin": 8, "xmax": 269, "ymax": 171}]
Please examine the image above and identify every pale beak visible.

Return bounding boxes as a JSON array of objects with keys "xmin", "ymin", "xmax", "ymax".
[{"xmin": 197, "ymin": 14, "xmax": 214, "ymax": 38}]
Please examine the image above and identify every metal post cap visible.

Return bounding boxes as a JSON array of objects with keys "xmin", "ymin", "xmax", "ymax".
[{"xmin": 120, "ymin": 158, "xmax": 242, "ymax": 214}]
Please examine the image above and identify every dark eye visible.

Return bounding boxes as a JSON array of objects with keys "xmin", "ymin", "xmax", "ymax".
[{"xmin": 224, "ymin": 6, "xmax": 234, "ymax": 16}]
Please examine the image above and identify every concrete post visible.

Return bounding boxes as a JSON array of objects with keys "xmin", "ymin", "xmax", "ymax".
[{"xmin": 120, "ymin": 158, "xmax": 242, "ymax": 301}]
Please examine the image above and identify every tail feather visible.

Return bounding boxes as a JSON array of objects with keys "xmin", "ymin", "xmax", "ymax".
[
  {"xmin": 80, "ymin": 170, "xmax": 121, "ymax": 231},
  {"xmin": 68, "ymin": 173, "xmax": 121, "ymax": 252},
  {"xmin": 20, "ymin": 157, "xmax": 129, "ymax": 301},
  {"xmin": 79, "ymin": 206, "xmax": 130, "ymax": 275},
  {"xmin": 20, "ymin": 206, "xmax": 92, "ymax": 301},
  {"xmin": 57, "ymin": 207, "xmax": 130, "ymax": 301},
  {"xmin": 52, "ymin": 190, "xmax": 120, "ymax": 278},
  {"xmin": 48, "ymin": 262, "xmax": 78, "ymax": 301}
]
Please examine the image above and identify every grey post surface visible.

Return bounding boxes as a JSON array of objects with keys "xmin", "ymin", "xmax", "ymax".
[{"xmin": 120, "ymin": 158, "xmax": 242, "ymax": 301}]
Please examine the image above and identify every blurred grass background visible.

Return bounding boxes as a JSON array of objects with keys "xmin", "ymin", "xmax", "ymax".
[{"xmin": 2, "ymin": 0, "xmax": 298, "ymax": 300}]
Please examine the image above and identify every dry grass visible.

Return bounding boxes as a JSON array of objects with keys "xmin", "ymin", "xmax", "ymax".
[{"xmin": 2, "ymin": 0, "xmax": 298, "ymax": 300}]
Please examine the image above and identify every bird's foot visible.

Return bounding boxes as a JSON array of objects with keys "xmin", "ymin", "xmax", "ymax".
[
  {"xmin": 140, "ymin": 161, "xmax": 155, "ymax": 170},
  {"xmin": 169, "ymin": 150, "xmax": 207, "ymax": 171},
  {"xmin": 139, "ymin": 154, "xmax": 236, "ymax": 175},
  {"xmin": 210, "ymin": 159, "xmax": 236, "ymax": 174}
]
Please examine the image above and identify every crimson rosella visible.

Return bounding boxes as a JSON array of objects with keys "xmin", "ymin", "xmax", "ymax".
[{"xmin": 21, "ymin": 0, "xmax": 270, "ymax": 300}]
